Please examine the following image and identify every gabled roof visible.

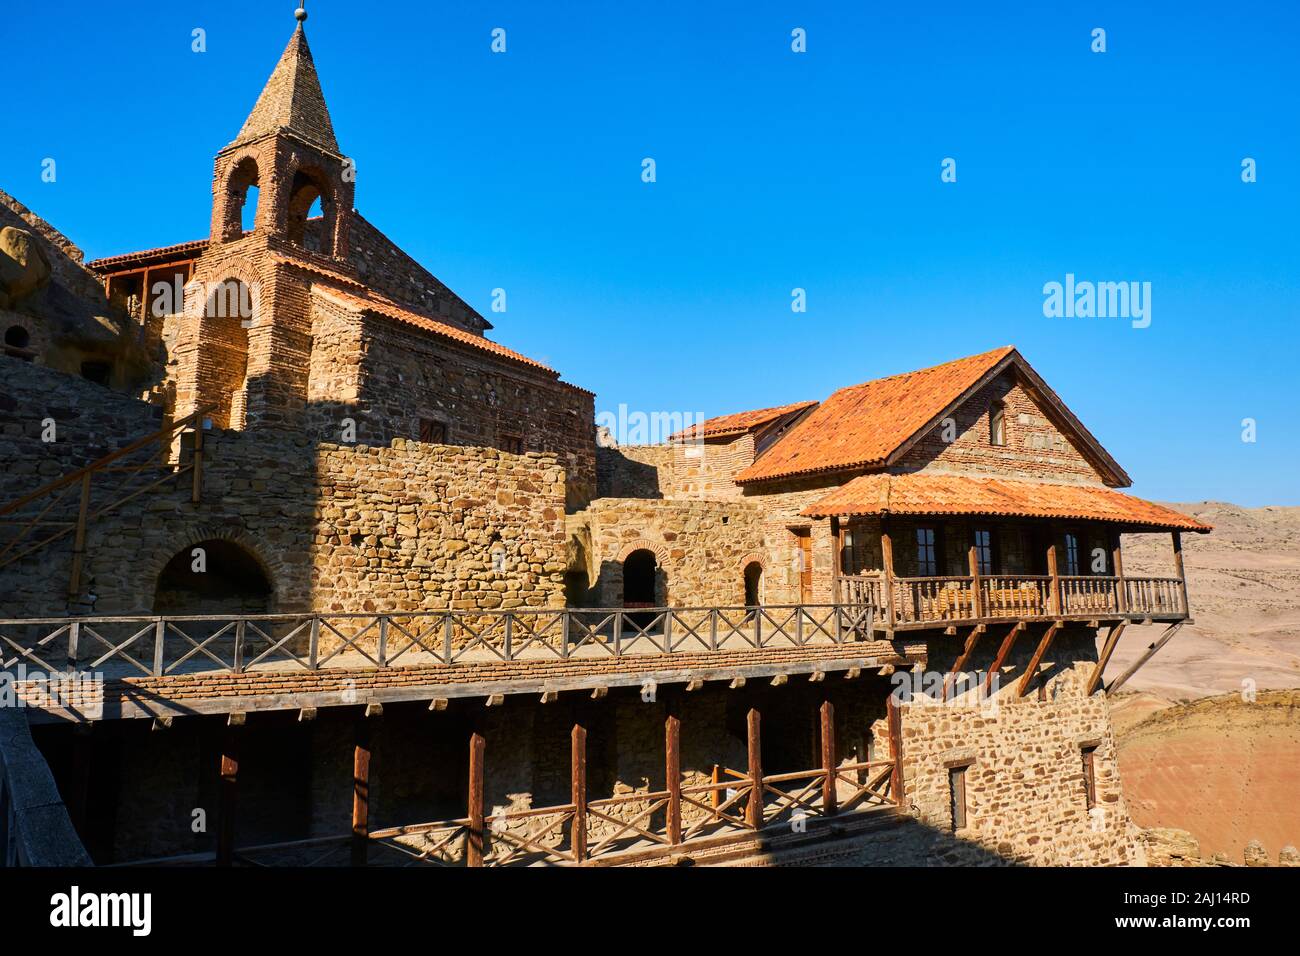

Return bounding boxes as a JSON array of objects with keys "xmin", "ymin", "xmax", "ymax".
[
  {"xmin": 233, "ymin": 24, "xmax": 339, "ymax": 153},
  {"xmin": 800, "ymin": 472, "xmax": 1212, "ymax": 533},
  {"xmin": 667, "ymin": 400, "xmax": 817, "ymax": 443},
  {"xmin": 735, "ymin": 346, "xmax": 1130, "ymax": 487},
  {"xmin": 311, "ymin": 286, "xmax": 556, "ymax": 375}
]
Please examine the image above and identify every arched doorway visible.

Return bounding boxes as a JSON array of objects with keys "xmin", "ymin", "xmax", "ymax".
[
  {"xmin": 743, "ymin": 561, "xmax": 764, "ymax": 607},
  {"xmin": 153, "ymin": 539, "xmax": 272, "ymax": 616},
  {"xmin": 622, "ymin": 549, "xmax": 659, "ymax": 607}
]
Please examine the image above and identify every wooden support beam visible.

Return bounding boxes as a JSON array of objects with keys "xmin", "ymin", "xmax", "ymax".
[
  {"xmin": 1106, "ymin": 623, "xmax": 1184, "ymax": 696},
  {"xmin": 770, "ymin": 674, "xmax": 788, "ymax": 687},
  {"xmin": 844, "ymin": 667, "xmax": 861, "ymax": 680},
  {"xmin": 746, "ymin": 708, "xmax": 763, "ymax": 830},
  {"xmin": 1046, "ymin": 540, "xmax": 1061, "ymax": 616},
  {"xmin": 1111, "ymin": 531, "xmax": 1128, "ymax": 613},
  {"xmin": 216, "ymin": 718, "xmax": 242, "ymax": 867},
  {"xmin": 66, "ymin": 472, "xmax": 92, "ymax": 598},
  {"xmin": 191, "ymin": 416, "xmax": 204, "ymax": 504},
  {"xmin": 820, "ymin": 700, "xmax": 837, "ymax": 816},
  {"xmin": 485, "ymin": 693, "xmax": 504, "ymax": 707},
  {"xmin": 880, "ymin": 522, "xmax": 896, "ymax": 629},
  {"xmin": 942, "ymin": 626, "xmax": 983, "ymax": 701},
  {"xmin": 571, "ymin": 723, "xmax": 588, "ymax": 863},
  {"xmin": 428, "ymin": 697, "xmax": 449, "ymax": 711},
  {"xmin": 665, "ymin": 707, "xmax": 682, "ymax": 845},
  {"xmin": 297, "ymin": 707, "xmax": 317, "ymax": 722},
  {"xmin": 351, "ymin": 712, "xmax": 375, "ymax": 867},
  {"xmin": 981, "ymin": 622, "xmax": 1025, "ymax": 697},
  {"xmin": 539, "ymin": 690, "xmax": 558, "ymax": 704},
  {"xmin": 1172, "ymin": 531, "xmax": 1190, "ymax": 616},
  {"xmin": 886, "ymin": 694, "xmax": 905, "ymax": 807},
  {"xmin": 1086, "ymin": 623, "xmax": 1127, "ymax": 696},
  {"xmin": 728, "ymin": 676, "xmax": 746, "ymax": 690},
  {"xmin": 809, "ymin": 670, "xmax": 825, "ymax": 683},
  {"xmin": 684, "ymin": 677, "xmax": 703, "ymax": 692},
  {"xmin": 590, "ymin": 686, "xmax": 608, "ymax": 700},
  {"xmin": 1018, "ymin": 622, "xmax": 1062, "ymax": 698},
  {"xmin": 151, "ymin": 715, "xmax": 173, "ymax": 731},
  {"xmin": 466, "ymin": 731, "xmax": 486, "ymax": 867}
]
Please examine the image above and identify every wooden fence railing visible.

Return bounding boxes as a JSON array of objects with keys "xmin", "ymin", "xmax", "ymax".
[
  {"xmin": 838, "ymin": 571, "xmax": 1187, "ymax": 628},
  {"xmin": 0, "ymin": 404, "xmax": 216, "ymax": 597},
  {"xmin": 0, "ymin": 603, "xmax": 877, "ymax": 678}
]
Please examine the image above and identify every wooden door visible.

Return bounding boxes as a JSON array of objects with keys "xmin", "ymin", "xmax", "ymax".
[{"xmin": 792, "ymin": 528, "xmax": 813, "ymax": 604}]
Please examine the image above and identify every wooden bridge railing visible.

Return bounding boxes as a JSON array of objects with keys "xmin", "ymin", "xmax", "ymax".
[
  {"xmin": 0, "ymin": 403, "xmax": 217, "ymax": 598},
  {"xmin": 0, "ymin": 603, "xmax": 877, "ymax": 679}
]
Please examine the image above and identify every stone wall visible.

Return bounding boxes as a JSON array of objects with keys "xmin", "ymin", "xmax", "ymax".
[{"xmin": 573, "ymin": 497, "xmax": 766, "ymax": 608}]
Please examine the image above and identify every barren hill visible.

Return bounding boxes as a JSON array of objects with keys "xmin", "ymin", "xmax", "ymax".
[
  {"xmin": 1113, "ymin": 502, "xmax": 1300, "ymax": 699},
  {"xmin": 1114, "ymin": 691, "xmax": 1300, "ymax": 861}
]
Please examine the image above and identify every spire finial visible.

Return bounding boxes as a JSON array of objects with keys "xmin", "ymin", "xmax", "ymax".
[{"xmin": 295, "ymin": 2, "xmax": 308, "ymax": 23}]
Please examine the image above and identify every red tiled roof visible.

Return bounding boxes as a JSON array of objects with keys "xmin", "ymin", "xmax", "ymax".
[
  {"xmin": 668, "ymin": 400, "xmax": 817, "ymax": 443},
  {"xmin": 800, "ymin": 472, "xmax": 1212, "ymax": 532},
  {"xmin": 86, "ymin": 238, "xmax": 209, "ymax": 273},
  {"xmin": 736, "ymin": 346, "xmax": 1017, "ymax": 484},
  {"xmin": 312, "ymin": 287, "xmax": 556, "ymax": 374}
]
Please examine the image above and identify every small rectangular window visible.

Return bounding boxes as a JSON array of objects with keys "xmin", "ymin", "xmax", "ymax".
[
  {"xmin": 949, "ymin": 764, "xmax": 968, "ymax": 830},
  {"xmin": 989, "ymin": 402, "xmax": 1006, "ymax": 446},
  {"xmin": 418, "ymin": 419, "xmax": 446, "ymax": 444},
  {"xmin": 500, "ymin": 434, "xmax": 524, "ymax": 455},
  {"xmin": 972, "ymin": 529, "xmax": 993, "ymax": 575},
  {"xmin": 1064, "ymin": 532, "xmax": 1080, "ymax": 576},
  {"xmin": 1081, "ymin": 745, "xmax": 1097, "ymax": 809},
  {"xmin": 916, "ymin": 527, "xmax": 938, "ymax": 576}
]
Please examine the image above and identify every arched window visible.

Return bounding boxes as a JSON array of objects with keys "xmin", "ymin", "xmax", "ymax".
[
  {"xmin": 286, "ymin": 168, "xmax": 334, "ymax": 252},
  {"xmin": 222, "ymin": 157, "xmax": 261, "ymax": 241},
  {"xmin": 3, "ymin": 324, "xmax": 33, "ymax": 360},
  {"xmin": 153, "ymin": 539, "xmax": 272, "ymax": 615}
]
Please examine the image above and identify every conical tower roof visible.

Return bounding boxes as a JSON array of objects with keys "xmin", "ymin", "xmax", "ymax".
[{"xmin": 233, "ymin": 23, "xmax": 339, "ymax": 153}]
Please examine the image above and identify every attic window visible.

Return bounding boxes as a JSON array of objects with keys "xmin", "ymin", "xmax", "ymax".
[{"xmin": 989, "ymin": 402, "xmax": 1006, "ymax": 446}]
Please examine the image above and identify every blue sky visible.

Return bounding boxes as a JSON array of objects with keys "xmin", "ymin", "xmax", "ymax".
[{"xmin": 4, "ymin": 1, "xmax": 1297, "ymax": 505}]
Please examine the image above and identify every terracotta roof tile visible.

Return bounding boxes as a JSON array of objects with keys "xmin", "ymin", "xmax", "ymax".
[
  {"xmin": 736, "ymin": 346, "xmax": 1016, "ymax": 484},
  {"xmin": 86, "ymin": 239, "xmax": 209, "ymax": 273},
  {"xmin": 668, "ymin": 400, "xmax": 817, "ymax": 443},
  {"xmin": 801, "ymin": 472, "xmax": 1212, "ymax": 532},
  {"xmin": 312, "ymin": 287, "xmax": 556, "ymax": 374}
]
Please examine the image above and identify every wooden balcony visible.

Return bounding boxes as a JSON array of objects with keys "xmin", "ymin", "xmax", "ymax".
[{"xmin": 838, "ymin": 571, "xmax": 1188, "ymax": 631}]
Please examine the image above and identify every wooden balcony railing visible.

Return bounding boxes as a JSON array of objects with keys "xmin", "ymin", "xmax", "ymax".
[{"xmin": 838, "ymin": 572, "xmax": 1188, "ymax": 630}]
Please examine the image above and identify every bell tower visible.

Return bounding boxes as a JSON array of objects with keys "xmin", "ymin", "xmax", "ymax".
[{"xmin": 209, "ymin": 4, "xmax": 353, "ymax": 259}]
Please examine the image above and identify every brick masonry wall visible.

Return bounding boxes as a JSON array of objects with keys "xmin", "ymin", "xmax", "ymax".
[{"xmin": 896, "ymin": 369, "xmax": 1108, "ymax": 485}]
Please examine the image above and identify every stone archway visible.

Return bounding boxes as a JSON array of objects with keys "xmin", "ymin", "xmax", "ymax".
[{"xmin": 152, "ymin": 537, "xmax": 274, "ymax": 616}]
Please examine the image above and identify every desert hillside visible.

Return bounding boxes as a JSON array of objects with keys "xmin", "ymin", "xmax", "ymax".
[
  {"xmin": 1114, "ymin": 502, "xmax": 1300, "ymax": 699},
  {"xmin": 1114, "ymin": 691, "xmax": 1300, "ymax": 862}
]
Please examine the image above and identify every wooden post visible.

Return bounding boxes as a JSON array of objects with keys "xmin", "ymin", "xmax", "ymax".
[
  {"xmin": 351, "ymin": 714, "xmax": 374, "ymax": 867},
  {"xmin": 216, "ymin": 717, "xmax": 243, "ymax": 867},
  {"xmin": 1172, "ymin": 532, "xmax": 1189, "ymax": 616},
  {"xmin": 982, "ymin": 621, "xmax": 1024, "ymax": 697},
  {"xmin": 1018, "ymin": 621, "xmax": 1062, "ymax": 697},
  {"xmin": 1086, "ymin": 623, "xmax": 1126, "ymax": 696},
  {"xmin": 1046, "ymin": 537, "xmax": 1061, "ymax": 616},
  {"xmin": 880, "ymin": 520, "xmax": 896, "ymax": 629},
  {"xmin": 1111, "ymin": 531, "xmax": 1128, "ymax": 613},
  {"xmin": 466, "ymin": 731, "xmax": 485, "ymax": 867},
  {"xmin": 665, "ymin": 708, "xmax": 682, "ymax": 845},
  {"xmin": 191, "ymin": 417, "xmax": 205, "ymax": 504},
  {"xmin": 67, "ymin": 472, "xmax": 92, "ymax": 598},
  {"xmin": 820, "ymin": 700, "xmax": 837, "ymax": 816},
  {"xmin": 746, "ymin": 708, "xmax": 763, "ymax": 829},
  {"xmin": 967, "ymin": 545, "xmax": 983, "ymax": 619},
  {"xmin": 886, "ymin": 694, "xmax": 905, "ymax": 807},
  {"xmin": 571, "ymin": 723, "xmax": 587, "ymax": 863},
  {"xmin": 710, "ymin": 764, "xmax": 722, "ymax": 821}
]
